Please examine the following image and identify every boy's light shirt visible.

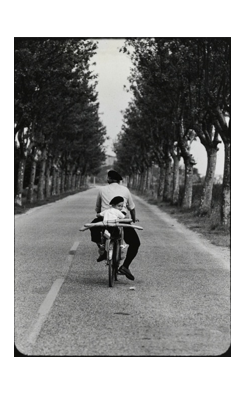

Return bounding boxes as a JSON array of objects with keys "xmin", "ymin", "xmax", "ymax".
[{"xmin": 99, "ymin": 207, "xmax": 125, "ymax": 223}]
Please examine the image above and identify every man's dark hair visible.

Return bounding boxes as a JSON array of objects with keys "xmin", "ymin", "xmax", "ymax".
[{"xmin": 108, "ymin": 170, "xmax": 122, "ymax": 181}]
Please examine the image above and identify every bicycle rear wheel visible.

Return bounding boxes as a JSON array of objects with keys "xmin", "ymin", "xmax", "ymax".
[
  {"xmin": 113, "ymin": 240, "xmax": 121, "ymax": 282},
  {"xmin": 108, "ymin": 241, "xmax": 114, "ymax": 287}
]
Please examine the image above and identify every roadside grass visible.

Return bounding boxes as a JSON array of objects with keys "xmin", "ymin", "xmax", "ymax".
[
  {"xmin": 14, "ymin": 186, "xmax": 89, "ymax": 215},
  {"xmin": 133, "ymin": 184, "xmax": 230, "ymax": 249}
]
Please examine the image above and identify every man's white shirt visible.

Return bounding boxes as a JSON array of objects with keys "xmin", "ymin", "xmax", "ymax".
[{"xmin": 95, "ymin": 183, "xmax": 135, "ymax": 214}]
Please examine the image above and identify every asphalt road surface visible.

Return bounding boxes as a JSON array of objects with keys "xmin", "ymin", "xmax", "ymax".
[{"xmin": 15, "ymin": 186, "xmax": 230, "ymax": 356}]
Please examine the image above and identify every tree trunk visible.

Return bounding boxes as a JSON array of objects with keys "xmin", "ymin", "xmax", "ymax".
[
  {"xmin": 76, "ymin": 173, "xmax": 80, "ymax": 189},
  {"xmin": 45, "ymin": 160, "xmax": 51, "ymax": 198},
  {"xmin": 144, "ymin": 170, "xmax": 148, "ymax": 192},
  {"xmin": 172, "ymin": 155, "xmax": 180, "ymax": 205},
  {"xmin": 78, "ymin": 173, "xmax": 82, "ymax": 188},
  {"xmin": 178, "ymin": 120, "xmax": 196, "ymax": 209},
  {"xmin": 146, "ymin": 166, "xmax": 153, "ymax": 194},
  {"xmin": 27, "ymin": 158, "xmax": 37, "ymax": 203},
  {"xmin": 67, "ymin": 172, "xmax": 72, "ymax": 190},
  {"xmin": 132, "ymin": 173, "xmax": 137, "ymax": 189},
  {"xmin": 64, "ymin": 164, "xmax": 69, "ymax": 191},
  {"xmin": 37, "ymin": 150, "xmax": 46, "ymax": 201},
  {"xmin": 157, "ymin": 164, "xmax": 165, "ymax": 200},
  {"xmin": 77, "ymin": 174, "xmax": 81, "ymax": 189},
  {"xmin": 139, "ymin": 172, "xmax": 144, "ymax": 192},
  {"xmin": 81, "ymin": 175, "xmax": 86, "ymax": 186},
  {"xmin": 182, "ymin": 158, "xmax": 194, "ymax": 209},
  {"xmin": 81, "ymin": 173, "xmax": 84, "ymax": 187},
  {"xmin": 60, "ymin": 170, "xmax": 65, "ymax": 193},
  {"xmin": 144, "ymin": 169, "xmax": 148, "ymax": 192},
  {"xmin": 65, "ymin": 174, "xmax": 69, "ymax": 191},
  {"xmin": 142, "ymin": 170, "xmax": 147, "ymax": 193},
  {"xmin": 75, "ymin": 174, "xmax": 78, "ymax": 189},
  {"xmin": 148, "ymin": 166, "xmax": 154, "ymax": 196},
  {"xmin": 212, "ymin": 114, "xmax": 230, "ymax": 227},
  {"xmin": 71, "ymin": 174, "xmax": 74, "ymax": 190},
  {"xmin": 127, "ymin": 175, "xmax": 131, "ymax": 188},
  {"xmin": 163, "ymin": 157, "xmax": 172, "ymax": 202},
  {"xmin": 56, "ymin": 171, "xmax": 61, "ymax": 195},
  {"xmin": 70, "ymin": 166, "xmax": 76, "ymax": 190},
  {"xmin": 72, "ymin": 174, "xmax": 76, "ymax": 190},
  {"xmin": 15, "ymin": 157, "xmax": 26, "ymax": 206},
  {"xmin": 139, "ymin": 173, "xmax": 142, "ymax": 192},
  {"xmin": 130, "ymin": 174, "xmax": 134, "ymax": 188},
  {"xmin": 51, "ymin": 167, "xmax": 57, "ymax": 195},
  {"xmin": 199, "ymin": 146, "xmax": 218, "ymax": 215},
  {"xmin": 221, "ymin": 141, "xmax": 230, "ymax": 226}
]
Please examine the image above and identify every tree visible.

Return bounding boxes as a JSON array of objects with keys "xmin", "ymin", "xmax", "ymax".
[
  {"xmin": 119, "ymin": 38, "xmax": 196, "ymax": 205},
  {"xmin": 15, "ymin": 38, "xmax": 106, "ymax": 204},
  {"xmin": 177, "ymin": 39, "xmax": 227, "ymax": 215},
  {"xmin": 117, "ymin": 38, "xmax": 230, "ymax": 221}
]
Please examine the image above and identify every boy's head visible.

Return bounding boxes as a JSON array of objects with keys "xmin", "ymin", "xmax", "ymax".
[{"xmin": 109, "ymin": 196, "xmax": 124, "ymax": 211}]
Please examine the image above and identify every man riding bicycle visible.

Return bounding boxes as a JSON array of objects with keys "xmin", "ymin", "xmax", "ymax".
[{"xmin": 90, "ymin": 170, "xmax": 141, "ymax": 281}]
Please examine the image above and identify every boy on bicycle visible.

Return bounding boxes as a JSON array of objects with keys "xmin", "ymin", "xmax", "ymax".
[
  {"xmin": 97, "ymin": 195, "xmax": 127, "ymax": 255},
  {"xmin": 97, "ymin": 195, "xmax": 126, "ymax": 223}
]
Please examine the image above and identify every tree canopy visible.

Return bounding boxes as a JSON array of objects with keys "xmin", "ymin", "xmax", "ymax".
[
  {"xmin": 15, "ymin": 38, "xmax": 107, "ymax": 203},
  {"xmin": 115, "ymin": 38, "xmax": 230, "ymax": 223}
]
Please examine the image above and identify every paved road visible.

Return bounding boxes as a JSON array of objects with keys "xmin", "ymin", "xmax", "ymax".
[{"xmin": 15, "ymin": 186, "xmax": 230, "ymax": 356}]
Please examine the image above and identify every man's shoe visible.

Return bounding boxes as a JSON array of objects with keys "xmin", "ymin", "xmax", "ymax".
[
  {"xmin": 97, "ymin": 251, "xmax": 107, "ymax": 262},
  {"xmin": 118, "ymin": 266, "xmax": 134, "ymax": 281},
  {"xmin": 98, "ymin": 244, "xmax": 105, "ymax": 254}
]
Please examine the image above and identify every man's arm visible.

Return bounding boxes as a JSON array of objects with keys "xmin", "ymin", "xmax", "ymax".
[
  {"xmin": 130, "ymin": 208, "xmax": 136, "ymax": 223},
  {"xmin": 126, "ymin": 188, "xmax": 138, "ymax": 222},
  {"xmin": 95, "ymin": 191, "xmax": 102, "ymax": 213}
]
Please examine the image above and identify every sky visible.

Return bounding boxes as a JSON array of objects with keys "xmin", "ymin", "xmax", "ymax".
[
  {"xmin": 90, "ymin": 39, "xmax": 132, "ymax": 155},
  {"xmin": 90, "ymin": 38, "xmax": 225, "ymax": 177}
]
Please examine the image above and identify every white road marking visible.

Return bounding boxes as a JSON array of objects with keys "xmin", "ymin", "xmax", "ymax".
[
  {"xmin": 69, "ymin": 241, "xmax": 80, "ymax": 255},
  {"xmin": 27, "ymin": 278, "xmax": 64, "ymax": 345},
  {"xmin": 25, "ymin": 241, "xmax": 80, "ymax": 348}
]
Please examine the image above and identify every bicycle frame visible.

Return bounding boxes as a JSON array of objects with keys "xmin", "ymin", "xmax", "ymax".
[{"xmin": 103, "ymin": 226, "xmax": 122, "ymax": 287}]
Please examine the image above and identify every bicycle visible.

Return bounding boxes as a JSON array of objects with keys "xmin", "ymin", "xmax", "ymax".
[{"xmin": 80, "ymin": 219, "xmax": 143, "ymax": 287}]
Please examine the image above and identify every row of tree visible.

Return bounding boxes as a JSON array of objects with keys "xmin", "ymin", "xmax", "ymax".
[
  {"xmin": 15, "ymin": 38, "xmax": 107, "ymax": 205},
  {"xmin": 114, "ymin": 38, "xmax": 230, "ymax": 225}
]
